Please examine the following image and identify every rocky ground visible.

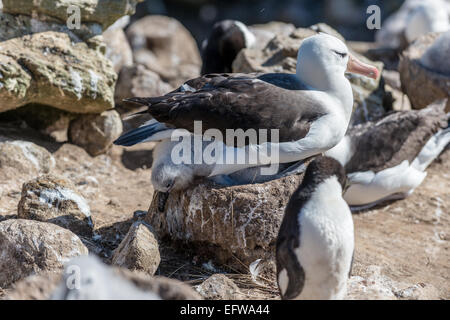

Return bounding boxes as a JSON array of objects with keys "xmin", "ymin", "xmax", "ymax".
[{"xmin": 0, "ymin": 121, "xmax": 448, "ymax": 299}]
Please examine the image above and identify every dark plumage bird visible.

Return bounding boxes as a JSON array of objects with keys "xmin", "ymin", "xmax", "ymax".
[
  {"xmin": 325, "ymin": 99, "xmax": 450, "ymax": 210},
  {"xmin": 114, "ymin": 34, "xmax": 379, "ymax": 185},
  {"xmin": 200, "ymin": 20, "xmax": 255, "ymax": 74},
  {"xmin": 276, "ymin": 156, "xmax": 354, "ymax": 300}
]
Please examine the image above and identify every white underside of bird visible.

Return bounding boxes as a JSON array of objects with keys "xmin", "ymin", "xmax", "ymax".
[
  {"xmin": 278, "ymin": 176, "xmax": 354, "ymax": 300},
  {"xmin": 336, "ymin": 128, "xmax": 450, "ymax": 209}
]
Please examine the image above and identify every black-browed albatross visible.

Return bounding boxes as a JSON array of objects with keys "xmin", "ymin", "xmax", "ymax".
[
  {"xmin": 115, "ymin": 33, "xmax": 379, "ymax": 190},
  {"xmin": 325, "ymin": 99, "xmax": 450, "ymax": 210}
]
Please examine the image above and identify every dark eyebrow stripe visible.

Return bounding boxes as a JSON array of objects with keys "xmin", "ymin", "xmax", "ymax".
[{"xmin": 333, "ymin": 50, "xmax": 347, "ymax": 57}]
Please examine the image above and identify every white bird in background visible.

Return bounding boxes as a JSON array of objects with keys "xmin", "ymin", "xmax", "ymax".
[
  {"xmin": 376, "ymin": 0, "xmax": 450, "ymax": 49},
  {"xmin": 115, "ymin": 33, "xmax": 379, "ymax": 194},
  {"xmin": 276, "ymin": 156, "xmax": 354, "ymax": 300}
]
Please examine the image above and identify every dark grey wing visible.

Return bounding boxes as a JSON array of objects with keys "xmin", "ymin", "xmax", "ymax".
[
  {"xmin": 125, "ymin": 73, "xmax": 325, "ymax": 145},
  {"xmin": 276, "ymin": 194, "xmax": 306, "ymax": 300},
  {"xmin": 345, "ymin": 100, "xmax": 448, "ymax": 173}
]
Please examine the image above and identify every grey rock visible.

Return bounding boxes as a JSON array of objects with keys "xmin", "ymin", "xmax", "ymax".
[
  {"xmin": 17, "ymin": 175, "xmax": 94, "ymax": 237},
  {"xmin": 0, "ymin": 219, "xmax": 88, "ymax": 288},
  {"xmin": 126, "ymin": 15, "xmax": 201, "ymax": 88},
  {"xmin": 103, "ymin": 27, "xmax": 133, "ymax": 74},
  {"xmin": 195, "ymin": 274, "xmax": 243, "ymax": 300},
  {"xmin": 114, "ymin": 64, "xmax": 173, "ymax": 107},
  {"xmin": 399, "ymin": 32, "xmax": 450, "ymax": 111},
  {"xmin": 68, "ymin": 110, "xmax": 123, "ymax": 156},
  {"xmin": 111, "ymin": 222, "xmax": 161, "ymax": 276},
  {"xmin": 0, "ymin": 140, "xmax": 55, "ymax": 174},
  {"xmin": 0, "ymin": 29, "xmax": 117, "ymax": 114},
  {"xmin": 2, "ymin": 0, "xmax": 143, "ymax": 30}
]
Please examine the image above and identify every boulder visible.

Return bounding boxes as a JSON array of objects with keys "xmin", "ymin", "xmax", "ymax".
[
  {"xmin": 68, "ymin": 110, "xmax": 123, "ymax": 156},
  {"xmin": 17, "ymin": 175, "xmax": 94, "ymax": 237},
  {"xmin": 114, "ymin": 64, "xmax": 173, "ymax": 107},
  {"xmin": 0, "ymin": 219, "xmax": 88, "ymax": 288},
  {"xmin": 111, "ymin": 222, "xmax": 161, "ymax": 276},
  {"xmin": 0, "ymin": 140, "xmax": 55, "ymax": 174},
  {"xmin": 249, "ymin": 21, "xmax": 296, "ymax": 50},
  {"xmin": 103, "ymin": 27, "xmax": 133, "ymax": 74},
  {"xmin": 399, "ymin": 32, "xmax": 450, "ymax": 111},
  {"xmin": 2, "ymin": 0, "xmax": 143, "ymax": 30},
  {"xmin": 0, "ymin": 30, "xmax": 116, "ymax": 114},
  {"xmin": 195, "ymin": 274, "xmax": 243, "ymax": 300},
  {"xmin": 126, "ymin": 15, "xmax": 201, "ymax": 87},
  {"xmin": 145, "ymin": 173, "xmax": 305, "ymax": 272},
  {"xmin": 232, "ymin": 24, "xmax": 388, "ymax": 125}
]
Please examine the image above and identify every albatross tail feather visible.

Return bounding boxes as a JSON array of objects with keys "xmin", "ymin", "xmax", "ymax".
[
  {"xmin": 114, "ymin": 120, "xmax": 172, "ymax": 146},
  {"xmin": 124, "ymin": 96, "xmax": 170, "ymax": 106},
  {"xmin": 123, "ymin": 97, "xmax": 152, "ymax": 106}
]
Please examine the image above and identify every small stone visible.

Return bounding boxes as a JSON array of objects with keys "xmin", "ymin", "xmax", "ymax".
[
  {"xmin": 111, "ymin": 222, "xmax": 161, "ymax": 276},
  {"xmin": 17, "ymin": 175, "xmax": 94, "ymax": 237},
  {"xmin": 0, "ymin": 140, "xmax": 55, "ymax": 174},
  {"xmin": 195, "ymin": 274, "xmax": 243, "ymax": 300},
  {"xmin": 68, "ymin": 110, "xmax": 123, "ymax": 156},
  {"xmin": 394, "ymin": 284, "xmax": 440, "ymax": 300},
  {"xmin": 0, "ymin": 219, "xmax": 88, "ymax": 288}
]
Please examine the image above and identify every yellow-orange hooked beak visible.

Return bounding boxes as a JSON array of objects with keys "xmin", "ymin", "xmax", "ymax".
[{"xmin": 346, "ymin": 54, "xmax": 379, "ymax": 80}]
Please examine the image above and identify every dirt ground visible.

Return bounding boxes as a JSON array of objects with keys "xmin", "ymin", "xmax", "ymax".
[{"xmin": 0, "ymin": 123, "xmax": 448, "ymax": 299}]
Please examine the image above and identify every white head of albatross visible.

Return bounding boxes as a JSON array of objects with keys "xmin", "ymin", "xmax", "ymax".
[
  {"xmin": 295, "ymin": 34, "xmax": 379, "ymax": 123},
  {"xmin": 297, "ymin": 34, "xmax": 378, "ymax": 91}
]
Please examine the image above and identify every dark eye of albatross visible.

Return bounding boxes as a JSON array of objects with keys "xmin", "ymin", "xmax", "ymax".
[{"xmin": 333, "ymin": 50, "xmax": 347, "ymax": 58}]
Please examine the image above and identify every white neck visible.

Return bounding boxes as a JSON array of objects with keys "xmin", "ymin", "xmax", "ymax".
[{"xmin": 298, "ymin": 71, "xmax": 354, "ymax": 127}]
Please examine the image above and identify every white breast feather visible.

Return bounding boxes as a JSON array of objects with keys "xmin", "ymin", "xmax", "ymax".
[{"xmin": 294, "ymin": 176, "xmax": 354, "ymax": 300}]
